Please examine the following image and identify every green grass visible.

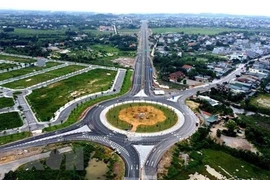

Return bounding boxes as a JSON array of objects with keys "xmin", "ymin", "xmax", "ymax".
[
  {"xmin": 119, "ymin": 29, "xmax": 138, "ymax": 34},
  {"xmin": 28, "ymin": 68, "xmax": 116, "ymax": 122},
  {"xmin": 201, "ymin": 149, "xmax": 270, "ymax": 179},
  {"xmin": 0, "ymin": 97, "xmax": 14, "ymax": 108},
  {"xmin": 151, "ymin": 27, "xmax": 270, "ymax": 35},
  {"xmin": 3, "ymin": 65, "xmax": 84, "ymax": 89},
  {"xmin": 10, "ymin": 28, "xmax": 66, "ymax": 35},
  {"xmin": 0, "ymin": 132, "xmax": 31, "ymax": 145},
  {"xmin": 0, "ymin": 112, "xmax": 23, "ymax": 131},
  {"xmin": 168, "ymin": 149, "xmax": 270, "ymax": 180},
  {"xmin": 0, "ymin": 63, "xmax": 18, "ymax": 70},
  {"xmin": 82, "ymin": 29, "xmax": 113, "ymax": 35},
  {"xmin": 43, "ymin": 70, "xmax": 133, "ymax": 132},
  {"xmin": 249, "ymin": 93, "xmax": 270, "ymax": 110},
  {"xmin": 0, "ymin": 62, "xmax": 62, "ymax": 81},
  {"xmin": 0, "ymin": 54, "xmax": 36, "ymax": 63},
  {"xmin": 106, "ymin": 103, "xmax": 177, "ymax": 132}
]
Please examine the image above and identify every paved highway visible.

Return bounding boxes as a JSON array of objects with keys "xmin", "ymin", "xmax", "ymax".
[{"xmin": 0, "ymin": 21, "xmax": 244, "ymax": 180}]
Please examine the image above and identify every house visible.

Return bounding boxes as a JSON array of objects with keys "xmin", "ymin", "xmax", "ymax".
[
  {"xmin": 182, "ymin": 64, "xmax": 193, "ymax": 72},
  {"xmin": 169, "ymin": 71, "xmax": 185, "ymax": 83},
  {"xmin": 195, "ymin": 75, "xmax": 210, "ymax": 83},
  {"xmin": 198, "ymin": 95, "xmax": 219, "ymax": 106},
  {"xmin": 200, "ymin": 110, "xmax": 219, "ymax": 125}
]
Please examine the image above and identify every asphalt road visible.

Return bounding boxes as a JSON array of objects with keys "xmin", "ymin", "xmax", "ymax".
[{"xmin": 0, "ymin": 21, "xmax": 245, "ymax": 180}]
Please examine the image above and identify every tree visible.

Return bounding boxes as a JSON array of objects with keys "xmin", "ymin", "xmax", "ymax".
[
  {"xmin": 183, "ymin": 79, "xmax": 187, "ymax": 85},
  {"xmin": 216, "ymin": 129, "xmax": 222, "ymax": 138},
  {"xmin": 225, "ymin": 120, "xmax": 237, "ymax": 134}
]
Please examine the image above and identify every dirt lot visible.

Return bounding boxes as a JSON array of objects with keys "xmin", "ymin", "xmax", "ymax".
[
  {"xmin": 210, "ymin": 121, "xmax": 258, "ymax": 153},
  {"xmin": 186, "ymin": 100, "xmax": 200, "ymax": 111},
  {"xmin": 112, "ymin": 57, "xmax": 135, "ymax": 68},
  {"xmin": 119, "ymin": 105, "xmax": 166, "ymax": 132}
]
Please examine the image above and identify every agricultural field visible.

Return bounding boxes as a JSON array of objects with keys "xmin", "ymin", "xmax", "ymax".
[
  {"xmin": 27, "ymin": 68, "xmax": 117, "ymax": 121},
  {"xmin": 0, "ymin": 54, "xmax": 36, "ymax": 63},
  {"xmin": 0, "ymin": 62, "xmax": 62, "ymax": 81},
  {"xmin": 3, "ymin": 65, "xmax": 84, "ymax": 89},
  {"xmin": 0, "ymin": 112, "xmax": 23, "ymax": 131},
  {"xmin": 151, "ymin": 27, "xmax": 267, "ymax": 35},
  {"xmin": 81, "ymin": 29, "xmax": 113, "ymax": 35},
  {"xmin": 0, "ymin": 63, "xmax": 18, "ymax": 70},
  {"xmin": 0, "ymin": 97, "xmax": 14, "ymax": 109}
]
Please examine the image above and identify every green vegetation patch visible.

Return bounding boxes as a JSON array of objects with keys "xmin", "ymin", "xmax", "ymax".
[
  {"xmin": 0, "ymin": 63, "xmax": 18, "ymax": 70},
  {"xmin": 0, "ymin": 54, "xmax": 36, "ymax": 63},
  {"xmin": 151, "ymin": 27, "xmax": 270, "ymax": 35},
  {"xmin": 3, "ymin": 65, "xmax": 84, "ymax": 89},
  {"xmin": 249, "ymin": 93, "xmax": 270, "ymax": 111},
  {"xmin": 0, "ymin": 97, "xmax": 14, "ymax": 109},
  {"xmin": 0, "ymin": 112, "xmax": 23, "ymax": 131},
  {"xmin": 3, "ymin": 142, "xmax": 123, "ymax": 180},
  {"xmin": 106, "ymin": 103, "xmax": 177, "ymax": 132},
  {"xmin": 43, "ymin": 70, "xmax": 132, "ymax": 132},
  {"xmin": 0, "ymin": 132, "xmax": 31, "ymax": 146},
  {"xmin": 0, "ymin": 62, "xmax": 62, "ymax": 81},
  {"xmin": 28, "ymin": 68, "xmax": 116, "ymax": 122}
]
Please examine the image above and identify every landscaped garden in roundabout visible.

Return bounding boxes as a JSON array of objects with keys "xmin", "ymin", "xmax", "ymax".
[{"xmin": 106, "ymin": 103, "xmax": 178, "ymax": 132}]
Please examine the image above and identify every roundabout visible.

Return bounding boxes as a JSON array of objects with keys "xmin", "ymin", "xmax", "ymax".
[{"xmin": 100, "ymin": 100, "xmax": 186, "ymax": 137}]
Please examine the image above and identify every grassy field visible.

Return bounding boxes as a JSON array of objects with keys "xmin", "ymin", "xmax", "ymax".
[
  {"xmin": 28, "ymin": 68, "xmax": 116, "ymax": 122},
  {"xmin": 0, "ymin": 62, "xmax": 62, "ymax": 81},
  {"xmin": 164, "ymin": 148, "xmax": 270, "ymax": 180},
  {"xmin": 107, "ymin": 103, "xmax": 177, "ymax": 132},
  {"xmin": 3, "ymin": 65, "xmax": 84, "ymax": 89},
  {"xmin": 249, "ymin": 93, "xmax": 270, "ymax": 110},
  {"xmin": 151, "ymin": 27, "xmax": 268, "ymax": 35},
  {"xmin": 0, "ymin": 63, "xmax": 18, "ymax": 70},
  {"xmin": 0, "ymin": 97, "xmax": 14, "ymax": 109},
  {"xmin": 0, "ymin": 112, "xmax": 23, "ymax": 131},
  {"xmin": 43, "ymin": 70, "xmax": 133, "ymax": 132},
  {"xmin": 82, "ymin": 29, "xmax": 113, "ymax": 35},
  {"xmin": 0, "ymin": 54, "xmax": 36, "ymax": 63},
  {"xmin": 119, "ymin": 29, "xmax": 139, "ymax": 34},
  {"xmin": 10, "ymin": 28, "xmax": 66, "ymax": 35},
  {"xmin": 0, "ymin": 132, "xmax": 31, "ymax": 145}
]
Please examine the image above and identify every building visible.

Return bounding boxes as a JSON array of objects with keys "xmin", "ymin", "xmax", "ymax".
[
  {"xmin": 198, "ymin": 95, "xmax": 219, "ymax": 106},
  {"xmin": 200, "ymin": 110, "xmax": 219, "ymax": 125},
  {"xmin": 37, "ymin": 58, "xmax": 46, "ymax": 67},
  {"xmin": 169, "ymin": 71, "xmax": 185, "ymax": 83},
  {"xmin": 182, "ymin": 64, "xmax": 193, "ymax": 72}
]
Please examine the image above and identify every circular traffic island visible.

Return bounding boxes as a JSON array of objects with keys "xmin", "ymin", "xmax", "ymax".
[{"xmin": 106, "ymin": 103, "xmax": 178, "ymax": 132}]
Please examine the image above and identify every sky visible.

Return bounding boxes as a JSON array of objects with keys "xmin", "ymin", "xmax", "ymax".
[{"xmin": 0, "ymin": 0, "xmax": 269, "ymax": 16}]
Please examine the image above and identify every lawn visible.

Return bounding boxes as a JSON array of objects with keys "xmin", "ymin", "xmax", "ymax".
[
  {"xmin": 0, "ymin": 97, "xmax": 14, "ymax": 109},
  {"xmin": 28, "ymin": 68, "xmax": 117, "ymax": 121},
  {"xmin": 43, "ymin": 69, "xmax": 132, "ymax": 132},
  {"xmin": 0, "ymin": 132, "xmax": 31, "ymax": 145},
  {"xmin": 106, "ymin": 103, "xmax": 177, "ymax": 132},
  {"xmin": 0, "ymin": 112, "xmax": 23, "ymax": 131},
  {"xmin": 0, "ymin": 63, "xmax": 18, "ymax": 70},
  {"xmin": 151, "ymin": 27, "xmax": 269, "ymax": 35},
  {"xmin": 0, "ymin": 54, "xmax": 36, "ymax": 63},
  {"xmin": 0, "ymin": 62, "xmax": 62, "ymax": 81},
  {"xmin": 3, "ymin": 65, "xmax": 84, "ymax": 89}
]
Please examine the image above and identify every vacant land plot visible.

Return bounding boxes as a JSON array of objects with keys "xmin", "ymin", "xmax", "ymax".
[
  {"xmin": 168, "ymin": 149, "xmax": 270, "ymax": 180},
  {"xmin": 119, "ymin": 29, "xmax": 138, "ymax": 35},
  {"xmin": 0, "ymin": 54, "xmax": 36, "ymax": 63},
  {"xmin": 0, "ymin": 63, "xmax": 18, "ymax": 70},
  {"xmin": 28, "ymin": 68, "xmax": 116, "ymax": 121},
  {"xmin": 0, "ymin": 112, "xmax": 23, "ymax": 131},
  {"xmin": 0, "ymin": 62, "xmax": 62, "ymax": 81},
  {"xmin": 250, "ymin": 94, "xmax": 270, "ymax": 109},
  {"xmin": 152, "ymin": 27, "xmax": 259, "ymax": 35},
  {"xmin": 0, "ymin": 97, "xmax": 14, "ymax": 109},
  {"xmin": 107, "ymin": 103, "xmax": 177, "ymax": 132},
  {"xmin": 3, "ymin": 65, "xmax": 84, "ymax": 89}
]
